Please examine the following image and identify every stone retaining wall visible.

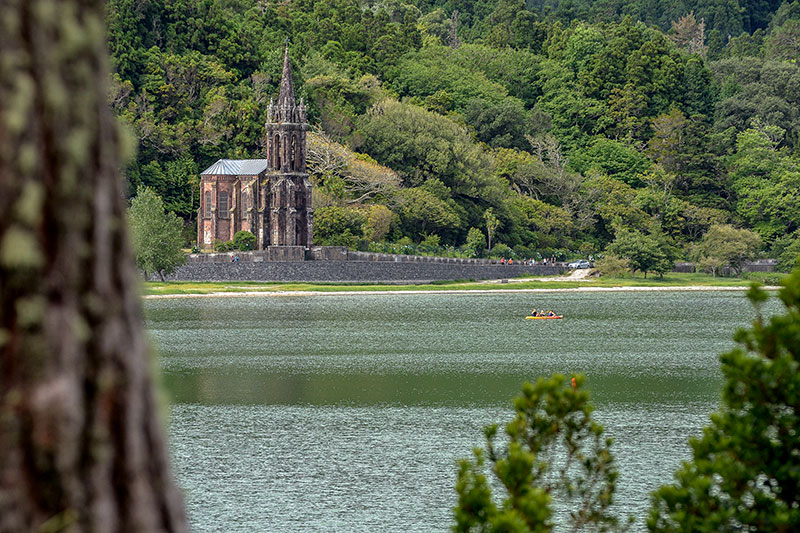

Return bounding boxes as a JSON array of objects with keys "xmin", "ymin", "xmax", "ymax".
[
  {"xmin": 164, "ymin": 247, "xmax": 781, "ymax": 283},
  {"xmin": 343, "ymin": 249, "xmax": 513, "ymax": 265},
  {"xmin": 187, "ymin": 246, "xmax": 307, "ymax": 262},
  {"xmin": 164, "ymin": 260, "xmax": 561, "ymax": 283},
  {"xmin": 674, "ymin": 260, "xmax": 778, "ymax": 274},
  {"xmin": 165, "ymin": 253, "xmax": 778, "ymax": 283},
  {"xmin": 185, "ymin": 247, "xmax": 539, "ymax": 266}
]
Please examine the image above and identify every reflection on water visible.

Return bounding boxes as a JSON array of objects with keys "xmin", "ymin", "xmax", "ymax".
[{"xmin": 148, "ymin": 291, "xmax": 776, "ymax": 531}]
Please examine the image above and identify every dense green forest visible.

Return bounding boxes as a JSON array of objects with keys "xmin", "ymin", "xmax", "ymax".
[{"xmin": 106, "ymin": 0, "xmax": 800, "ymax": 265}]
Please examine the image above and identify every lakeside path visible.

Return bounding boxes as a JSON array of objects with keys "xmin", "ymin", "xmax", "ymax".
[
  {"xmin": 142, "ymin": 269, "xmax": 784, "ymax": 299},
  {"xmin": 143, "ymin": 285, "xmax": 780, "ymax": 299},
  {"xmin": 480, "ymin": 267, "xmax": 594, "ymax": 283}
]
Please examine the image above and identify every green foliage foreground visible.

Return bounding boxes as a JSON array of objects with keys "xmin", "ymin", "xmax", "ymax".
[
  {"xmin": 453, "ymin": 268, "xmax": 800, "ymax": 531},
  {"xmin": 648, "ymin": 269, "xmax": 800, "ymax": 531},
  {"xmin": 454, "ymin": 375, "xmax": 626, "ymax": 532}
]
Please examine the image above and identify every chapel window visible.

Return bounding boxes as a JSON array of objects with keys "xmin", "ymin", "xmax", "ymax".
[
  {"xmin": 204, "ymin": 191, "xmax": 211, "ymax": 218},
  {"xmin": 242, "ymin": 191, "xmax": 248, "ymax": 212},
  {"xmin": 219, "ymin": 191, "xmax": 229, "ymax": 219}
]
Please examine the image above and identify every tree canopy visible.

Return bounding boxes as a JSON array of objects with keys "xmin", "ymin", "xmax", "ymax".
[
  {"xmin": 104, "ymin": 0, "xmax": 799, "ymax": 261},
  {"xmin": 128, "ymin": 186, "xmax": 187, "ymax": 281},
  {"xmin": 606, "ymin": 228, "xmax": 675, "ymax": 278}
]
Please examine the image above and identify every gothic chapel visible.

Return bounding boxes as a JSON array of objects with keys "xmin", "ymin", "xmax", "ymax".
[{"xmin": 198, "ymin": 46, "xmax": 313, "ymax": 249}]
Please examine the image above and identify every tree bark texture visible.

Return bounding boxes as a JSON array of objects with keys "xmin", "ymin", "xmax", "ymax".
[{"xmin": 0, "ymin": 0, "xmax": 187, "ymax": 531}]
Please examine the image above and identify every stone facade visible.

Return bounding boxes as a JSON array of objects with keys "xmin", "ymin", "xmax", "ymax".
[
  {"xmin": 198, "ymin": 46, "xmax": 312, "ymax": 249},
  {"xmin": 197, "ymin": 160, "xmax": 268, "ymax": 247},
  {"xmin": 264, "ymin": 48, "xmax": 313, "ymax": 249}
]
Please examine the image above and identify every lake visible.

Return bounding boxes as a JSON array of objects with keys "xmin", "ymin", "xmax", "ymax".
[{"xmin": 146, "ymin": 290, "xmax": 776, "ymax": 531}]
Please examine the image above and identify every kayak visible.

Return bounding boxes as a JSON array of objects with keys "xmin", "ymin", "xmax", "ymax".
[{"xmin": 526, "ymin": 315, "xmax": 563, "ymax": 320}]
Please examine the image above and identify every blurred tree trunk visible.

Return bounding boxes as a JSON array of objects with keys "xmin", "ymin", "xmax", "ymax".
[{"xmin": 0, "ymin": 0, "xmax": 187, "ymax": 531}]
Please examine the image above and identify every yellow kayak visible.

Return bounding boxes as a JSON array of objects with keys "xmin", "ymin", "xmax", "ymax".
[{"xmin": 526, "ymin": 315, "xmax": 563, "ymax": 320}]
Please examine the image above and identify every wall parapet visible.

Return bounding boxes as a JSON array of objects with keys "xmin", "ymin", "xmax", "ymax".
[
  {"xmin": 175, "ymin": 251, "xmax": 778, "ymax": 283},
  {"xmin": 345, "ymin": 250, "xmax": 513, "ymax": 264},
  {"xmin": 187, "ymin": 247, "xmax": 560, "ymax": 266},
  {"xmin": 163, "ymin": 262, "xmax": 561, "ymax": 283},
  {"xmin": 674, "ymin": 260, "xmax": 777, "ymax": 274}
]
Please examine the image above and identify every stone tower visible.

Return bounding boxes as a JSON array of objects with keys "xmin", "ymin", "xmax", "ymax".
[
  {"xmin": 197, "ymin": 45, "xmax": 313, "ymax": 250},
  {"xmin": 263, "ymin": 45, "xmax": 313, "ymax": 247}
]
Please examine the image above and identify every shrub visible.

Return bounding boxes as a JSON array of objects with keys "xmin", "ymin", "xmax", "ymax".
[
  {"xmin": 489, "ymin": 242, "xmax": 512, "ymax": 259},
  {"xmin": 777, "ymin": 238, "xmax": 800, "ymax": 272},
  {"xmin": 454, "ymin": 375, "xmax": 626, "ymax": 531},
  {"xmin": 740, "ymin": 271, "xmax": 787, "ymax": 286},
  {"xmin": 419, "ymin": 233, "xmax": 441, "ymax": 253},
  {"xmin": 214, "ymin": 239, "xmax": 235, "ymax": 252},
  {"xmin": 513, "ymin": 244, "xmax": 535, "ymax": 260},
  {"xmin": 319, "ymin": 229, "xmax": 359, "ymax": 248},
  {"xmin": 593, "ymin": 254, "xmax": 629, "ymax": 277},
  {"xmin": 579, "ymin": 240, "xmax": 599, "ymax": 257},
  {"xmin": 233, "ymin": 231, "xmax": 256, "ymax": 251},
  {"xmin": 362, "ymin": 204, "xmax": 394, "ymax": 241},
  {"xmin": 315, "ymin": 205, "xmax": 366, "ymax": 246},
  {"xmin": 464, "ymin": 227, "xmax": 485, "ymax": 258}
]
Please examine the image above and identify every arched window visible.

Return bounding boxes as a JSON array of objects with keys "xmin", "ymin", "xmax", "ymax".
[
  {"xmin": 204, "ymin": 191, "xmax": 211, "ymax": 218},
  {"xmin": 241, "ymin": 191, "xmax": 248, "ymax": 212},
  {"xmin": 290, "ymin": 135, "xmax": 296, "ymax": 171},
  {"xmin": 274, "ymin": 134, "xmax": 281, "ymax": 169},
  {"xmin": 219, "ymin": 191, "xmax": 229, "ymax": 219}
]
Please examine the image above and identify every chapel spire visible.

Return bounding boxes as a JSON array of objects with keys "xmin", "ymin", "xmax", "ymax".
[
  {"xmin": 277, "ymin": 43, "xmax": 295, "ymax": 108},
  {"xmin": 262, "ymin": 42, "xmax": 312, "ymax": 247}
]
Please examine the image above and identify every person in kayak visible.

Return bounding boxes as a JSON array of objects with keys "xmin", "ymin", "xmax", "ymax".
[
  {"xmin": 530, "ymin": 308, "xmax": 539, "ymax": 317},
  {"xmin": 547, "ymin": 310, "xmax": 555, "ymax": 317}
]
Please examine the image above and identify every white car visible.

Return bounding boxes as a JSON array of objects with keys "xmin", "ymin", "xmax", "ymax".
[{"xmin": 568, "ymin": 259, "xmax": 592, "ymax": 269}]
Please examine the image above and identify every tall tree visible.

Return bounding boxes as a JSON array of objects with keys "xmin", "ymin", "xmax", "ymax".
[
  {"xmin": 728, "ymin": 125, "xmax": 800, "ymax": 241},
  {"xmin": 669, "ymin": 12, "xmax": 707, "ymax": 58},
  {"xmin": 484, "ymin": 208, "xmax": 500, "ymax": 251},
  {"xmin": 694, "ymin": 224, "xmax": 762, "ymax": 275},
  {"xmin": 128, "ymin": 187, "xmax": 187, "ymax": 281},
  {"xmin": 605, "ymin": 228, "xmax": 671, "ymax": 278},
  {"xmin": 306, "ymin": 130, "xmax": 401, "ymax": 204},
  {"xmin": 357, "ymin": 99, "xmax": 497, "ymax": 199},
  {"xmin": 0, "ymin": 0, "xmax": 187, "ymax": 530}
]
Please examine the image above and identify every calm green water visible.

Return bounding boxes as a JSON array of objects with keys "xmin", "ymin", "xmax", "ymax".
[{"xmin": 147, "ymin": 290, "xmax": 777, "ymax": 532}]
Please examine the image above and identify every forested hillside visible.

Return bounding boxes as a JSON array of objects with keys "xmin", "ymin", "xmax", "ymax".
[{"xmin": 106, "ymin": 0, "xmax": 800, "ymax": 263}]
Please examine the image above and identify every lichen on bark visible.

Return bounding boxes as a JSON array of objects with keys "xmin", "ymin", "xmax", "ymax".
[{"xmin": 0, "ymin": 0, "xmax": 188, "ymax": 531}]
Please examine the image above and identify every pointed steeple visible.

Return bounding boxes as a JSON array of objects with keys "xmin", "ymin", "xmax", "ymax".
[{"xmin": 277, "ymin": 43, "xmax": 295, "ymax": 109}]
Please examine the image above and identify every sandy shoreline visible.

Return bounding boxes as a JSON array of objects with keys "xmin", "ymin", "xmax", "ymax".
[{"xmin": 143, "ymin": 285, "xmax": 780, "ymax": 299}]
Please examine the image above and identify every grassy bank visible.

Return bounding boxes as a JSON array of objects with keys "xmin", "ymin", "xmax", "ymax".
[{"xmin": 141, "ymin": 271, "xmax": 785, "ymax": 296}]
